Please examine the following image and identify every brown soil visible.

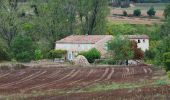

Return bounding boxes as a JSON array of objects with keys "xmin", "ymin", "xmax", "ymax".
[
  {"xmin": 108, "ymin": 9, "xmax": 164, "ymax": 25},
  {"xmin": 0, "ymin": 65, "xmax": 152, "ymax": 94}
]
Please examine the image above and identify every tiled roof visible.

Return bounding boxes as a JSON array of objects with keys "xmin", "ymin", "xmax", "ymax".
[
  {"xmin": 56, "ymin": 35, "xmax": 113, "ymax": 44},
  {"xmin": 124, "ymin": 35, "xmax": 149, "ymax": 39}
]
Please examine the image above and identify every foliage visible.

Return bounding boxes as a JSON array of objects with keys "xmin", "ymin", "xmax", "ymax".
[
  {"xmin": 107, "ymin": 23, "xmax": 161, "ymax": 41},
  {"xmin": 164, "ymin": 4, "xmax": 170, "ymax": 18},
  {"xmin": 0, "ymin": 0, "xmax": 109, "ymax": 62},
  {"xmin": 123, "ymin": 10, "xmax": 128, "ymax": 16},
  {"xmin": 0, "ymin": 0, "xmax": 20, "ymax": 47},
  {"xmin": 133, "ymin": 9, "xmax": 141, "ymax": 16},
  {"xmin": 79, "ymin": 48, "xmax": 101, "ymax": 63},
  {"xmin": 167, "ymin": 71, "xmax": 170, "ymax": 79},
  {"xmin": 163, "ymin": 52, "xmax": 170, "ymax": 71},
  {"xmin": 76, "ymin": 0, "xmax": 108, "ymax": 35},
  {"xmin": 34, "ymin": 49, "xmax": 43, "ymax": 60},
  {"xmin": 160, "ymin": 17, "xmax": 170, "ymax": 38},
  {"xmin": 48, "ymin": 50, "xmax": 67, "ymax": 59},
  {"xmin": 11, "ymin": 35, "xmax": 35, "ymax": 62},
  {"xmin": 154, "ymin": 36, "xmax": 170, "ymax": 66},
  {"xmin": 147, "ymin": 7, "xmax": 156, "ymax": 16},
  {"xmin": 107, "ymin": 37, "xmax": 134, "ymax": 60},
  {"xmin": 145, "ymin": 49, "xmax": 156, "ymax": 60},
  {"xmin": 107, "ymin": 23, "xmax": 136, "ymax": 36},
  {"xmin": 0, "ymin": 45, "xmax": 9, "ymax": 61}
]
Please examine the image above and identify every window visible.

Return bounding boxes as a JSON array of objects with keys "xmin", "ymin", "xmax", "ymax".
[
  {"xmin": 143, "ymin": 39, "xmax": 145, "ymax": 42},
  {"xmin": 138, "ymin": 39, "xmax": 140, "ymax": 43}
]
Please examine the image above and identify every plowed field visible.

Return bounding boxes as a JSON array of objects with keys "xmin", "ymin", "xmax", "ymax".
[{"xmin": 0, "ymin": 65, "xmax": 169, "ymax": 100}]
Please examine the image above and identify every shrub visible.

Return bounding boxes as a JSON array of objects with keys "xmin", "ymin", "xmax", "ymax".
[
  {"xmin": 48, "ymin": 50, "xmax": 67, "ymax": 60},
  {"xmin": 163, "ymin": 52, "xmax": 170, "ymax": 71},
  {"xmin": 145, "ymin": 49, "xmax": 156, "ymax": 60},
  {"xmin": 79, "ymin": 48, "xmax": 101, "ymax": 63},
  {"xmin": 147, "ymin": 7, "xmax": 156, "ymax": 17},
  {"xmin": 123, "ymin": 10, "xmax": 128, "ymax": 16},
  {"xmin": 11, "ymin": 35, "xmax": 35, "ymax": 62},
  {"xmin": 34, "ymin": 49, "xmax": 43, "ymax": 60},
  {"xmin": 133, "ymin": 9, "xmax": 141, "ymax": 16}
]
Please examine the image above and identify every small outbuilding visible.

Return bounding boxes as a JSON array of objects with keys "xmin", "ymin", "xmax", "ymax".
[{"xmin": 124, "ymin": 35, "xmax": 149, "ymax": 52}]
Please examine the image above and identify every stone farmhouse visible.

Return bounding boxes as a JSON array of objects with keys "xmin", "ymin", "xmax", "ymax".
[{"xmin": 55, "ymin": 35, "xmax": 149, "ymax": 61}]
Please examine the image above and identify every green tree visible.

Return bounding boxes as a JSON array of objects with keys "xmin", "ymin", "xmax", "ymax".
[
  {"xmin": 27, "ymin": 0, "xmax": 109, "ymax": 53},
  {"xmin": 11, "ymin": 35, "xmax": 35, "ymax": 62},
  {"xmin": 76, "ymin": 0, "xmax": 108, "ymax": 35},
  {"xmin": 163, "ymin": 52, "xmax": 170, "ymax": 71},
  {"xmin": 133, "ymin": 9, "xmax": 141, "ymax": 16},
  {"xmin": 0, "ymin": 0, "xmax": 19, "ymax": 47},
  {"xmin": 107, "ymin": 37, "xmax": 134, "ymax": 62},
  {"xmin": 160, "ymin": 17, "xmax": 170, "ymax": 38},
  {"xmin": 147, "ymin": 7, "xmax": 156, "ymax": 17},
  {"xmin": 154, "ymin": 36, "xmax": 170, "ymax": 65},
  {"xmin": 29, "ymin": 0, "xmax": 77, "ymax": 49},
  {"xmin": 164, "ymin": 4, "xmax": 170, "ymax": 19}
]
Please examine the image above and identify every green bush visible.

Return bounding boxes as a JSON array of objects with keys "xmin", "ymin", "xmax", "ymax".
[
  {"xmin": 11, "ymin": 35, "xmax": 35, "ymax": 62},
  {"xmin": 147, "ymin": 7, "xmax": 156, "ymax": 17},
  {"xmin": 79, "ymin": 48, "xmax": 101, "ymax": 63},
  {"xmin": 123, "ymin": 10, "xmax": 128, "ymax": 16},
  {"xmin": 145, "ymin": 49, "xmax": 156, "ymax": 60},
  {"xmin": 133, "ymin": 9, "xmax": 141, "ymax": 16},
  {"xmin": 34, "ymin": 49, "xmax": 43, "ymax": 60},
  {"xmin": 48, "ymin": 50, "xmax": 67, "ymax": 59},
  {"xmin": 163, "ymin": 52, "xmax": 170, "ymax": 71}
]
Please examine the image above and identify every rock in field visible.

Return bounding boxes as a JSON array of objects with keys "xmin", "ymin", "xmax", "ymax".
[{"xmin": 72, "ymin": 55, "xmax": 90, "ymax": 66}]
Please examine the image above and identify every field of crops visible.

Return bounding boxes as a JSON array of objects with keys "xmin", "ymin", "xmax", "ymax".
[{"xmin": 0, "ymin": 65, "xmax": 169, "ymax": 100}]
